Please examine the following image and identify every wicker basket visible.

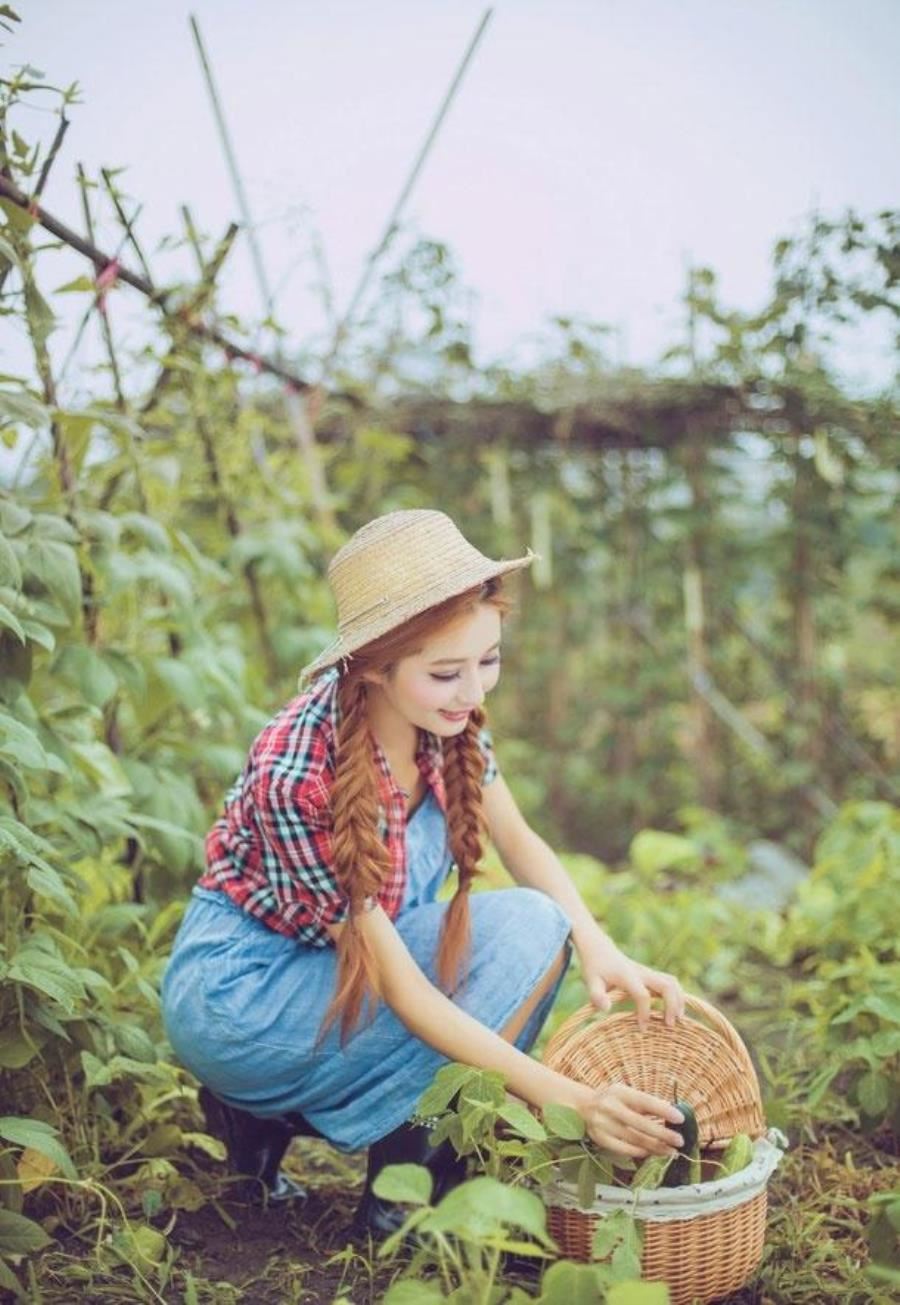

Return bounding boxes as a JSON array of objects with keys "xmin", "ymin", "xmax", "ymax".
[{"xmin": 540, "ymin": 990, "xmax": 776, "ymax": 1305}]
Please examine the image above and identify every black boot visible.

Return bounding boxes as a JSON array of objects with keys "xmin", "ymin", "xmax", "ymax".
[
  {"xmin": 199, "ymin": 1085, "xmax": 314, "ymax": 1203},
  {"xmin": 352, "ymin": 1119, "xmax": 468, "ymax": 1238}
]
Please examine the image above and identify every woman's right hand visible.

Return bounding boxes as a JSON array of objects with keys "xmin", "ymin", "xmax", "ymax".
[{"xmin": 577, "ymin": 1083, "xmax": 686, "ymax": 1157}]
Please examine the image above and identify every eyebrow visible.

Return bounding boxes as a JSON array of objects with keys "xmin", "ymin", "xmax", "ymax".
[{"xmin": 428, "ymin": 641, "xmax": 501, "ymax": 667}]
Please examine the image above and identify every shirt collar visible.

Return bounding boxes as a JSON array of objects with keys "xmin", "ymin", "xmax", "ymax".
[{"xmin": 325, "ymin": 671, "xmax": 448, "ymax": 813}]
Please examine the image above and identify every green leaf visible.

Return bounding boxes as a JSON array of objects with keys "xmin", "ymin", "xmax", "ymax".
[
  {"xmin": 0, "ymin": 534, "xmax": 21, "ymax": 590},
  {"xmin": 21, "ymin": 618, "xmax": 54, "ymax": 652},
  {"xmin": 0, "ymin": 713, "xmax": 48, "ymax": 770},
  {"xmin": 0, "ymin": 1117, "xmax": 76, "ymax": 1178},
  {"xmin": 0, "ymin": 1255, "xmax": 26, "ymax": 1300},
  {"xmin": 630, "ymin": 829, "xmax": 697, "ymax": 876},
  {"xmin": 53, "ymin": 275, "xmax": 96, "ymax": 294},
  {"xmin": 68, "ymin": 739, "xmax": 132, "ymax": 798},
  {"xmin": 0, "ymin": 1209, "xmax": 52, "ymax": 1254},
  {"xmin": 26, "ymin": 862, "xmax": 78, "ymax": 917},
  {"xmin": 372, "ymin": 1163, "xmax": 433, "ymax": 1206},
  {"xmin": 153, "ymin": 657, "xmax": 205, "ymax": 707},
  {"xmin": 425, "ymin": 1175, "xmax": 552, "ymax": 1245},
  {"xmin": 0, "ymin": 233, "xmax": 22, "ymax": 269},
  {"xmin": 0, "ymin": 500, "xmax": 32, "ymax": 535},
  {"xmin": 498, "ymin": 1100, "xmax": 547, "ymax": 1141},
  {"xmin": 0, "ymin": 815, "xmax": 60, "ymax": 866},
  {"xmin": 0, "ymin": 1028, "xmax": 45, "ymax": 1070},
  {"xmin": 0, "ymin": 603, "xmax": 25, "ymax": 643},
  {"xmin": 119, "ymin": 512, "xmax": 170, "ymax": 553},
  {"xmin": 576, "ymin": 1155, "xmax": 597, "ymax": 1210},
  {"xmin": 7, "ymin": 940, "xmax": 86, "ymax": 1010},
  {"xmin": 606, "ymin": 1283, "xmax": 669, "ymax": 1305},
  {"xmin": 416, "ymin": 1062, "xmax": 477, "ymax": 1116},
  {"xmin": 0, "ymin": 198, "xmax": 36, "ymax": 235},
  {"xmin": 610, "ymin": 1232, "xmax": 644, "ymax": 1282},
  {"xmin": 542, "ymin": 1103, "xmax": 586, "ymax": 1141},
  {"xmin": 0, "ymin": 389, "xmax": 47, "ymax": 430},
  {"xmin": 857, "ymin": 1071, "xmax": 890, "ymax": 1117},
  {"xmin": 54, "ymin": 645, "xmax": 118, "ymax": 708},
  {"xmin": 81, "ymin": 1051, "xmax": 170, "ymax": 1088},
  {"xmin": 23, "ymin": 276, "xmax": 56, "ymax": 350},
  {"xmin": 112, "ymin": 1023, "xmax": 158, "ymax": 1065},
  {"xmin": 22, "ymin": 538, "xmax": 81, "ymax": 617},
  {"xmin": 382, "ymin": 1282, "xmax": 445, "ymax": 1305},
  {"xmin": 126, "ymin": 1223, "xmax": 168, "ymax": 1266},
  {"xmin": 31, "ymin": 513, "xmax": 80, "ymax": 544},
  {"xmin": 537, "ymin": 1260, "xmax": 605, "ymax": 1304},
  {"xmin": 592, "ymin": 1209, "xmax": 636, "ymax": 1261}
]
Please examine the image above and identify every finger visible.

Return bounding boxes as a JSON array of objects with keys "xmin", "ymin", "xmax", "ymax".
[
  {"xmin": 616, "ymin": 1085, "xmax": 686, "ymax": 1125},
  {"xmin": 622, "ymin": 978, "xmax": 652, "ymax": 1031},
  {"xmin": 644, "ymin": 974, "xmax": 683, "ymax": 1029},
  {"xmin": 587, "ymin": 975, "xmax": 611, "ymax": 1011},
  {"xmin": 611, "ymin": 1104, "xmax": 684, "ymax": 1151},
  {"xmin": 588, "ymin": 1132, "xmax": 648, "ymax": 1158}
]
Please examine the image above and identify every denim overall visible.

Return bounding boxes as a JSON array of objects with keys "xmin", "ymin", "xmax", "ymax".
[{"xmin": 161, "ymin": 789, "xmax": 572, "ymax": 1151}]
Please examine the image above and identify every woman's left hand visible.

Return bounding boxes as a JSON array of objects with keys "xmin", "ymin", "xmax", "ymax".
[{"xmin": 577, "ymin": 935, "xmax": 685, "ymax": 1032}]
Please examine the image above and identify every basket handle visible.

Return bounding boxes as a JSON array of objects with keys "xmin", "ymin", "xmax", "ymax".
[{"xmin": 545, "ymin": 989, "xmax": 754, "ymax": 1077}]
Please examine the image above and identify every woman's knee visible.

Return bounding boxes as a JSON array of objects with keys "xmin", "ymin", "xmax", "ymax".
[{"xmin": 510, "ymin": 886, "xmax": 572, "ymax": 943}]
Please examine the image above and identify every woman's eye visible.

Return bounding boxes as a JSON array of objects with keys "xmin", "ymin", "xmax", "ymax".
[{"xmin": 430, "ymin": 657, "xmax": 501, "ymax": 683}]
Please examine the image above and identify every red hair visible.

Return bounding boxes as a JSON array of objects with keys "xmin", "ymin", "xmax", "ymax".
[{"xmin": 316, "ymin": 578, "xmax": 510, "ymax": 1044}]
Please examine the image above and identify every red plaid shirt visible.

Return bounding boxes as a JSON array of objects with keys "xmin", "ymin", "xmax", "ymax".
[{"xmin": 199, "ymin": 669, "xmax": 498, "ymax": 946}]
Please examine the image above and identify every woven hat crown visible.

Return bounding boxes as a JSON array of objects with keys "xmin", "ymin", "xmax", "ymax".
[{"xmin": 300, "ymin": 509, "xmax": 534, "ymax": 681}]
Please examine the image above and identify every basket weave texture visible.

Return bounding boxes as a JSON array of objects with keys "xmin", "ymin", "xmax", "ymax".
[{"xmin": 541, "ymin": 991, "xmax": 769, "ymax": 1305}]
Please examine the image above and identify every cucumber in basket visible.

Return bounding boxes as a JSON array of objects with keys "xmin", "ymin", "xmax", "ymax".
[
  {"xmin": 664, "ymin": 1100, "xmax": 700, "ymax": 1187},
  {"xmin": 717, "ymin": 1132, "xmax": 754, "ymax": 1176}
]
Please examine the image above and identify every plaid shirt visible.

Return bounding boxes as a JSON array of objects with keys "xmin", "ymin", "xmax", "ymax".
[{"xmin": 199, "ymin": 669, "xmax": 498, "ymax": 946}]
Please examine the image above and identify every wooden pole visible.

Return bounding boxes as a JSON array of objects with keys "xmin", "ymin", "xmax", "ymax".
[{"xmin": 0, "ymin": 172, "xmax": 312, "ymax": 391}]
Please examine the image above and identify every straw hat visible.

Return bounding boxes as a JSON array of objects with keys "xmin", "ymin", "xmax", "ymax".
[{"xmin": 300, "ymin": 509, "xmax": 535, "ymax": 682}]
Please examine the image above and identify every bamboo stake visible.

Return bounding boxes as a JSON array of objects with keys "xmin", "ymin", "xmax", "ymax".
[
  {"xmin": 317, "ymin": 7, "xmax": 494, "ymax": 390},
  {"xmin": 140, "ymin": 214, "xmax": 241, "ymax": 413},
  {"xmin": 74, "ymin": 166, "xmax": 155, "ymax": 897},
  {"xmin": 77, "ymin": 165, "xmax": 127, "ymax": 412},
  {"xmin": 188, "ymin": 13, "xmax": 335, "ymax": 531},
  {"xmin": 194, "ymin": 404, "xmax": 278, "ymax": 682},
  {"xmin": 681, "ymin": 257, "xmax": 721, "ymax": 806},
  {"xmin": 14, "ymin": 242, "xmax": 98, "ymax": 642},
  {"xmin": 177, "ymin": 218, "xmax": 278, "ymax": 681}
]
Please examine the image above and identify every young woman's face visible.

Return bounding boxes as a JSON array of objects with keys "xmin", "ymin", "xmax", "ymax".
[{"xmin": 372, "ymin": 603, "xmax": 503, "ymax": 737}]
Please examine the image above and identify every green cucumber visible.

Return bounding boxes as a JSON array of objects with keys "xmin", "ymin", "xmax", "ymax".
[
  {"xmin": 718, "ymin": 1133, "xmax": 754, "ymax": 1177},
  {"xmin": 664, "ymin": 1100, "xmax": 699, "ymax": 1188}
]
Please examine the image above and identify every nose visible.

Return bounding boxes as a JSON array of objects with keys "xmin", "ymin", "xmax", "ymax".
[{"xmin": 456, "ymin": 667, "xmax": 485, "ymax": 709}]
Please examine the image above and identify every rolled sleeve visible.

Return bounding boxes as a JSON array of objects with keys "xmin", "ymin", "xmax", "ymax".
[{"xmin": 252, "ymin": 766, "xmax": 349, "ymax": 938}]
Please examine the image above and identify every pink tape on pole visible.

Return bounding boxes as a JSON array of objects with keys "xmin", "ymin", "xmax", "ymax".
[{"xmin": 95, "ymin": 258, "xmax": 121, "ymax": 317}]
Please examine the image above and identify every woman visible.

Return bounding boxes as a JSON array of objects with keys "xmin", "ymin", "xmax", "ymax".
[{"xmin": 162, "ymin": 509, "xmax": 687, "ymax": 1235}]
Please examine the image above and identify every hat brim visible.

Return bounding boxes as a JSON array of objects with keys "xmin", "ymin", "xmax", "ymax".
[{"xmin": 299, "ymin": 549, "xmax": 535, "ymax": 684}]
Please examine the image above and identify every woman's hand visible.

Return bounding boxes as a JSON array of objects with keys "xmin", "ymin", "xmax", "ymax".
[
  {"xmin": 577, "ymin": 1082, "xmax": 686, "ymax": 1158},
  {"xmin": 576, "ymin": 933, "xmax": 685, "ymax": 1031}
]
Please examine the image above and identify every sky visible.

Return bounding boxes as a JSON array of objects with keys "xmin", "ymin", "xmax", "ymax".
[{"xmin": 4, "ymin": 0, "xmax": 900, "ymax": 414}]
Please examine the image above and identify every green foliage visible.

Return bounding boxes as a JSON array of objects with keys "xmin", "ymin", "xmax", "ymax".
[{"xmin": 773, "ymin": 801, "xmax": 900, "ymax": 1133}]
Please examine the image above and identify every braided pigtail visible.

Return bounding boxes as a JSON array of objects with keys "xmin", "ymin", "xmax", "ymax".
[
  {"xmin": 437, "ymin": 705, "xmax": 489, "ymax": 994},
  {"xmin": 317, "ymin": 675, "xmax": 392, "ymax": 1045}
]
